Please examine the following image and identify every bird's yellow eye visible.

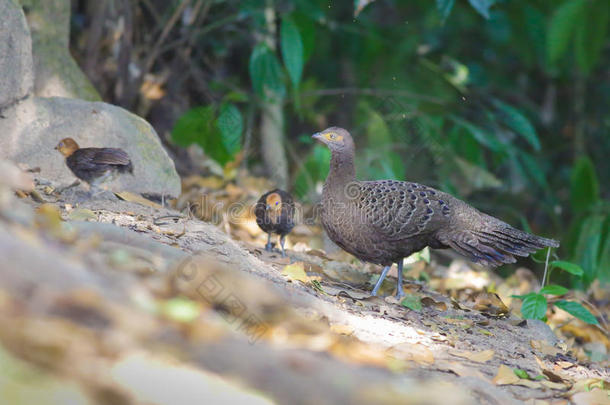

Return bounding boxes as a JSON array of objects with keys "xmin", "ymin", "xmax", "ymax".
[{"xmin": 324, "ymin": 132, "xmax": 342, "ymax": 141}]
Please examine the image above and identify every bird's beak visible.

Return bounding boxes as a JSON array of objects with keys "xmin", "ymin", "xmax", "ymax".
[
  {"xmin": 54, "ymin": 146, "xmax": 58, "ymax": 150},
  {"xmin": 265, "ymin": 204, "xmax": 271, "ymax": 210},
  {"xmin": 312, "ymin": 132, "xmax": 323, "ymax": 142}
]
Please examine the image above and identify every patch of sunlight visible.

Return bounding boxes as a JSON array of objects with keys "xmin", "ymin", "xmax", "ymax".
[{"xmin": 340, "ymin": 312, "xmax": 436, "ymax": 347}]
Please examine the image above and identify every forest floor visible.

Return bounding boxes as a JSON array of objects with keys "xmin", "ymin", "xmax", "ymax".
[{"xmin": 0, "ymin": 174, "xmax": 608, "ymax": 405}]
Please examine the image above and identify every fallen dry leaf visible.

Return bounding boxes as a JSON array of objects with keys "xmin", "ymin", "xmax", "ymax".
[
  {"xmin": 390, "ymin": 343, "xmax": 435, "ymax": 365},
  {"xmin": 282, "ymin": 262, "xmax": 311, "ymax": 283},
  {"xmin": 115, "ymin": 191, "xmax": 162, "ymax": 209},
  {"xmin": 472, "ymin": 291, "xmax": 509, "ymax": 317},
  {"xmin": 567, "ymin": 379, "xmax": 609, "ymax": 396},
  {"xmin": 68, "ymin": 208, "xmax": 97, "ymax": 221},
  {"xmin": 421, "ymin": 296, "xmax": 448, "ymax": 311},
  {"xmin": 531, "ymin": 340, "xmax": 562, "ymax": 356},
  {"xmin": 439, "ymin": 361, "xmax": 489, "ymax": 380},
  {"xmin": 452, "ymin": 349, "xmax": 495, "ymax": 363},
  {"xmin": 540, "ymin": 380, "xmax": 569, "ymax": 391},
  {"xmin": 493, "ymin": 365, "xmax": 520, "ymax": 385}
]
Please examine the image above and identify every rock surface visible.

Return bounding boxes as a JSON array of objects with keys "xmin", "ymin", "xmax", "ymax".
[
  {"xmin": 0, "ymin": 0, "xmax": 34, "ymax": 109},
  {"xmin": 0, "ymin": 97, "xmax": 181, "ymax": 197},
  {"xmin": 21, "ymin": 0, "xmax": 101, "ymax": 100}
]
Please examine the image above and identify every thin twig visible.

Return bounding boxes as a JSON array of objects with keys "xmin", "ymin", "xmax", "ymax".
[
  {"xmin": 541, "ymin": 247, "xmax": 551, "ymax": 287},
  {"xmin": 137, "ymin": 0, "xmax": 163, "ymax": 27},
  {"xmin": 157, "ymin": 13, "xmax": 242, "ymax": 55},
  {"xmin": 144, "ymin": 0, "xmax": 192, "ymax": 73}
]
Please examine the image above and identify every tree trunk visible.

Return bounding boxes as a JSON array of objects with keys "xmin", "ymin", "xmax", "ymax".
[{"xmin": 258, "ymin": 2, "xmax": 288, "ymax": 189}]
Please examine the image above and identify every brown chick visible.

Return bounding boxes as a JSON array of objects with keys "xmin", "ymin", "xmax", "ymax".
[
  {"xmin": 255, "ymin": 189, "xmax": 295, "ymax": 257},
  {"xmin": 312, "ymin": 127, "xmax": 559, "ymax": 299},
  {"xmin": 55, "ymin": 137, "xmax": 134, "ymax": 194}
]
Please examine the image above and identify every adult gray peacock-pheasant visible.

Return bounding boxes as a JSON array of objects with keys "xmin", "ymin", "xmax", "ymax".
[{"xmin": 313, "ymin": 127, "xmax": 559, "ymax": 299}]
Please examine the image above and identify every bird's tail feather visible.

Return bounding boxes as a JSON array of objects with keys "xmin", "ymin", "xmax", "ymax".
[{"xmin": 443, "ymin": 223, "xmax": 559, "ymax": 268}]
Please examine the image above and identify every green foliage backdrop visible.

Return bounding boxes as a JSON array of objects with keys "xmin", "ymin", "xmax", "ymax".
[{"xmin": 70, "ymin": 0, "xmax": 609, "ymax": 287}]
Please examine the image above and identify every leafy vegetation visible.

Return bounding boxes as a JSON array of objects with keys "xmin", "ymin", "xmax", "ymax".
[
  {"xmin": 72, "ymin": 0, "xmax": 609, "ymax": 290},
  {"xmin": 513, "ymin": 258, "xmax": 599, "ymax": 325}
]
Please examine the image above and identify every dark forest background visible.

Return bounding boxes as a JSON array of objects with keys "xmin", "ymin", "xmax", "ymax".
[{"xmin": 68, "ymin": 0, "xmax": 609, "ymax": 288}]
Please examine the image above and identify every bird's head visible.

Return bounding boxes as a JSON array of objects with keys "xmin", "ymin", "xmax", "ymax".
[
  {"xmin": 54, "ymin": 137, "xmax": 80, "ymax": 157},
  {"xmin": 311, "ymin": 127, "xmax": 354, "ymax": 153},
  {"xmin": 265, "ymin": 192, "xmax": 282, "ymax": 213}
]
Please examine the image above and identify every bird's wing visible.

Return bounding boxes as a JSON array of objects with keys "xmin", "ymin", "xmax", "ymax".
[
  {"xmin": 90, "ymin": 148, "xmax": 132, "ymax": 166},
  {"xmin": 355, "ymin": 180, "xmax": 450, "ymax": 242}
]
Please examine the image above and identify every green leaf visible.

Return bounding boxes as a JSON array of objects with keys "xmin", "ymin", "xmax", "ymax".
[
  {"xmin": 468, "ymin": 0, "xmax": 495, "ymax": 19},
  {"xmin": 281, "ymin": 17, "xmax": 304, "ymax": 89},
  {"xmin": 575, "ymin": 0, "xmax": 609, "ymax": 75},
  {"xmin": 554, "ymin": 300, "xmax": 599, "ymax": 325},
  {"xmin": 450, "ymin": 116, "xmax": 505, "ymax": 152},
  {"xmin": 550, "ymin": 260, "xmax": 584, "ymax": 277},
  {"xmin": 547, "ymin": 0, "xmax": 586, "ymax": 65},
  {"xmin": 598, "ymin": 225, "xmax": 610, "ymax": 284},
  {"xmin": 520, "ymin": 293, "xmax": 548, "ymax": 320},
  {"xmin": 524, "ymin": 5, "xmax": 547, "ymax": 68},
  {"xmin": 171, "ymin": 106, "xmax": 216, "ymax": 148},
  {"xmin": 492, "ymin": 99, "xmax": 540, "ymax": 151},
  {"xmin": 294, "ymin": 144, "xmax": 331, "ymax": 200},
  {"xmin": 405, "ymin": 247, "xmax": 430, "ymax": 265},
  {"xmin": 530, "ymin": 247, "xmax": 550, "ymax": 264},
  {"xmin": 571, "ymin": 214, "xmax": 605, "ymax": 285},
  {"xmin": 454, "ymin": 157, "xmax": 502, "ymax": 189},
  {"xmin": 400, "ymin": 294, "xmax": 423, "ymax": 311},
  {"xmin": 517, "ymin": 152, "xmax": 548, "ymax": 190},
  {"xmin": 539, "ymin": 284, "xmax": 569, "ymax": 296},
  {"xmin": 513, "ymin": 368, "xmax": 530, "ymax": 379},
  {"xmin": 161, "ymin": 297, "xmax": 201, "ymax": 323},
  {"xmin": 216, "ymin": 103, "xmax": 243, "ymax": 155},
  {"xmin": 436, "ymin": 0, "xmax": 455, "ymax": 23},
  {"xmin": 293, "ymin": 13, "xmax": 316, "ymax": 61},
  {"xmin": 249, "ymin": 43, "xmax": 286, "ymax": 100},
  {"xmin": 570, "ymin": 156, "xmax": 599, "ymax": 213}
]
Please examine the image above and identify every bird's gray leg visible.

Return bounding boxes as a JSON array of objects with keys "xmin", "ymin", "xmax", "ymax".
[
  {"xmin": 279, "ymin": 234, "xmax": 287, "ymax": 258},
  {"xmin": 56, "ymin": 180, "xmax": 80, "ymax": 195},
  {"xmin": 265, "ymin": 233, "xmax": 272, "ymax": 252},
  {"xmin": 371, "ymin": 265, "xmax": 391, "ymax": 296},
  {"xmin": 395, "ymin": 259, "xmax": 405, "ymax": 300}
]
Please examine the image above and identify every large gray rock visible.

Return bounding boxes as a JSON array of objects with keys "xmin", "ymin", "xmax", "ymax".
[
  {"xmin": 21, "ymin": 0, "xmax": 101, "ymax": 100},
  {"xmin": 0, "ymin": 97, "xmax": 181, "ymax": 197},
  {"xmin": 0, "ymin": 0, "xmax": 34, "ymax": 109}
]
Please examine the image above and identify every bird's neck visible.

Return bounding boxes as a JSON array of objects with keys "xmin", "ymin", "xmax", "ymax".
[{"xmin": 324, "ymin": 149, "xmax": 356, "ymax": 195}]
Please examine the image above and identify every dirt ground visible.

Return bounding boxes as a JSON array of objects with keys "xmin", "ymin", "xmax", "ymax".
[{"xmin": 0, "ymin": 180, "xmax": 608, "ymax": 405}]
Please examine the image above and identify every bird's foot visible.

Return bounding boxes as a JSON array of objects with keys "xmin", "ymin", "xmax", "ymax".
[
  {"xmin": 264, "ymin": 242, "xmax": 273, "ymax": 252},
  {"xmin": 395, "ymin": 287, "xmax": 406, "ymax": 301}
]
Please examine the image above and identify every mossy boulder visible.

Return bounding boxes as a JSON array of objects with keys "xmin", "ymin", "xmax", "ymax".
[
  {"xmin": 0, "ymin": 0, "xmax": 34, "ymax": 109},
  {"xmin": 20, "ymin": 0, "xmax": 100, "ymax": 100},
  {"xmin": 0, "ymin": 97, "xmax": 181, "ymax": 197}
]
